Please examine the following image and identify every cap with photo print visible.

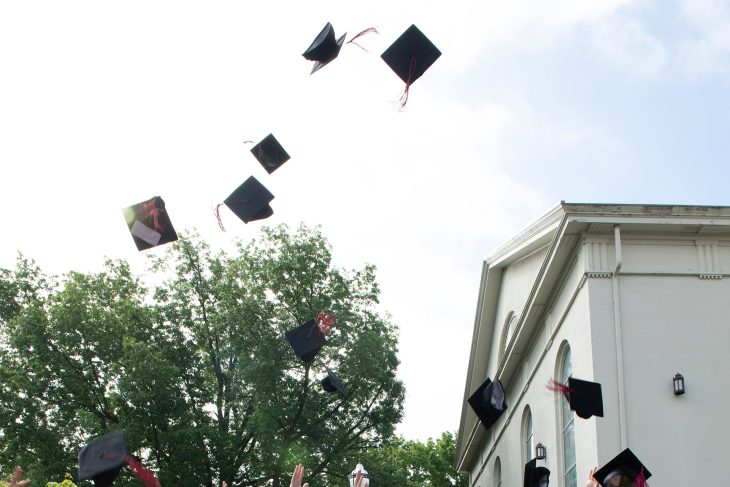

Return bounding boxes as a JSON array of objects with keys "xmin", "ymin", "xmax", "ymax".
[{"xmin": 122, "ymin": 196, "xmax": 178, "ymax": 251}]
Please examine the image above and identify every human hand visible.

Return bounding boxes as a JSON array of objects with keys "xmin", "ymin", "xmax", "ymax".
[
  {"xmin": 290, "ymin": 463, "xmax": 309, "ymax": 487},
  {"xmin": 10, "ymin": 466, "xmax": 31, "ymax": 487},
  {"xmin": 352, "ymin": 470, "xmax": 369, "ymax": 487},
  {"xmin": 585, "ymin": 466, "xmax": 599, "ymax": 487}
]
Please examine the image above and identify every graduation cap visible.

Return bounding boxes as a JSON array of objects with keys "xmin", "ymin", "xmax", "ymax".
[
  {"xmin": 593, "ymin": 448, "xmax": 652, "ymax": 487},
  {"xmin": 467, "ymin": 377, "xmax": 507, "ymax": 431},
  {"xmin": 122, "ymin": 196, "xmax": 178, "ymax": 251},
  {"xmin": 78, "ymin": 430, "xmax": 128, "ymax": 486},
  {"xmin": 549, "ymin": 377, "xmax": 604, "ymax": 419},
  {"xmin": 381, "ymin": 25, "xmax": 441, "ymax": 107},
  {"xmin": 303, "ymin": 22, "xmax": 347, "ymax": 74},
  {"xmin": 524, "ymin": 459, "xmax": 550, "ymax": 487},
  {"xmin": 321, "ymin": 366, "xmax": 348, "ymax": 397},
  {"xmin": 250, "ymin": 134, "xmax": 291, "ymax": 174},
  {"xmin": 286, "ymin": 319, "xmax": 327, "ymax": 363},
  {"xmin": 215, "ymin": 176, "xmax": 274, "ymax": 230}
]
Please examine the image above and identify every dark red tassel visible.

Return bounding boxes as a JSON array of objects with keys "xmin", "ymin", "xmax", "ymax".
[
  {"xmin": 636, "ymin": 467, "xmax": 647, "ymax": 487},
  {"xmin": 547, "ymin": 379, "xmax": 572, "ymax": 397},
  {"xmin": 214, "ymin": 204, "xmax": 227, "ymax": 232},
  {"xmin": 126, "ymin": 456, "xmax": 161, "ymax": 487},
  {"xmin": 399, "ymin": 56, "xmax": 417, "ymax": 109},
  {"xmin": 347, "ymin": 27, "xmax": 378, "ymax": 52},
  {"xmin": 142, "ymin": 199, "xmax": 164, "ymax": 232},
  {"xmin": 305, "ymin": 311, "xmax": 335, "ymax": 338}
]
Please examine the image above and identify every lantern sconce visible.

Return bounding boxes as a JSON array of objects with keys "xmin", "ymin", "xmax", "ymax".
[
  {"xmin": 535, "ymin": 442, "xmax": 546, "ymax": 460},
  {"xmin": 673, "ymin": 373, "xmax": 685, "ymax": 396}
]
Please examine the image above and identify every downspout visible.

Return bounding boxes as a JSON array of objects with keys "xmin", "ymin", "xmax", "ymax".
[{"xmin": 612, "ymin": 224, "xmax": 628, "ymax": 448}]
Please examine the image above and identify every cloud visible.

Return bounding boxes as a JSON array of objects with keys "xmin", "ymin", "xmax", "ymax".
[
  {"xmin": 678, "ymin": 0, "xmax": 730, "ymax": 78},
  {"xmin": 592, "ymin": 18, "xmax": 668, "ymax": 77}
]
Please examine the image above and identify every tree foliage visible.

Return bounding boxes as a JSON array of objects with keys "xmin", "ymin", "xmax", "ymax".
[{"xmin": 0, "ymin": 224, "xmax": 404, "ymax": 486}]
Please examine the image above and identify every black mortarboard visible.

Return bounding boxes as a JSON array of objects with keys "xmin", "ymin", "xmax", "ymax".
[
  {"xmin": 523, "ymin": 459, "xmax": 550, "ymax": 487},
  {"xmin": 302, "ymin": 22, "xmax": 347, "ymax": 74},
  {"xmin": 122, "ymin": 196, "xmax": 178, "ymax": 251},
  {"xmin": 286, "ymin": 319, "xmax": 327, "ymax": 363},
  {"xmin": 567, "ymin": 377, "xmax": 603, "ymax": 419},
  {"xmin": 467, "ymin": 377, "xmax": 507, "ymax": 431},
  {"xmin": 381, "ymin": 24, "xmax": 441, "ymax": 85},
  {"xmin": 78, "ymin": 430, "xmax": 128, "ymax": 487},
  {"xmin": 321, "ymin": 366, "xmax": 348, "ymax": 397},
  {"xmin": 593, "ymin": 448, "xmax": 652, "ymax": 487},
  {"xmin": 223, "ymin": 176, "xmax": 274, "ymax": 224},
  {"xmin": 250, "ymin": 134, "xmax": 291, "ymax": 174}
]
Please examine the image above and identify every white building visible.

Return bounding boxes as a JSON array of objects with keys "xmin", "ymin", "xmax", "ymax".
[{"xmin": 455, "ymin": 203, "xmax": 730, "ymax": 487}]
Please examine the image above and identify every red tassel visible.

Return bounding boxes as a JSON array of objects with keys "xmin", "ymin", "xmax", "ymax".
[
  {"xmin": 214, "ymin": 204, "xmax": 227, "ymax": 232},
  {"xmin": 316, "ymin": 311, "xmax": 335, "ymax": 335},
  {"xmin": 399, "ymin": 56, "xmax": 417, "ymax": 109},
  {"xmin": 347, "ymin": 27, "xmax": 378, "ymax": 52},
  {"xmin": 126, "ymin": 456, "xmax": 161, "ymax": 487},
  {"xmin": 636, "ymin": 467, "xmax": 647, "ymax": 487},
  {"xmin": 547, "ymin": 379, "xmax": 572, "ymax": 397},
  {"xmin": 142, "ymin": 198, "xmax": 164, "ymax": 233}
]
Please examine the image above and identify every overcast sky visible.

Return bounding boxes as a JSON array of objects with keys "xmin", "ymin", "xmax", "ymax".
[{"xmin": 2, "ymin": 0, "xmax": 730, "ymax": 442}]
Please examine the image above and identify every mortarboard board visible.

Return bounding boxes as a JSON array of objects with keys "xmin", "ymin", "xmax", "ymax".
[
  {"xmin": 250, "ymin": 134, "xmax": 291, "ymax": 174},
  {"xmin": 222, "ymin": 176, "xmax": 274, "ymax": 225},
  {"xmin": 286, "ymin": 319, "xmax": 327, "ymax": 363},
  {"xmin": 523, "ymin": 459, "xmax": 550, "ymax": 487},
  {"xmin": 302, "ymin": 22, "xmax": 347, "ymax": 74},
  {"xmin": 468, "ymin": 377, "xmax": 508, "ymax": 431},
  {"xmin": 381, "ymin": 25, "xmax": 441, "ymax": 106},
  {"xmin": 122, "ymin": 196, "xmax": 178, "ymax": 251},
  {"xmin": 321, "ymin": 366, "xmax": 348, "ymax": 397},
  {"xmin": 78, "ymin": 430, "xmax": 128, "ymax": 487},
  {"xmin": 593, "ymin": 448, "xmax": 652, "ymax": 487},
  {"xmin": 567, "ymin": 377, "xmax": 603, "ymax": 419}
]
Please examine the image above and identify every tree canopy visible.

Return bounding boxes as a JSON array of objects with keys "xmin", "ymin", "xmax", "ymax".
[{"xmin": 0, "ymin": 224, "xmax": 405, "ymax": 486}]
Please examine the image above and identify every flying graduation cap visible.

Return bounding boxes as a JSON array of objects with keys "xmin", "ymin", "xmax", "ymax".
[
  {"xmin": 321, "ymin": 366, "xmax": 348, "ymax": 397},
  {"xmin": 79, "ymin": 430, "xmax": 161, "ymax": 487},
  {"xmin": 122, "ymin": 196, "xmax": 178, "ymax": 251},
  {"xmin": 381, "ymin": 24, "xmax": 441, "ymax": 107},
  {"xmin": 468, "ymin": 377, "xmax": 508, "ymax": 431},
  {"xmin": 593, "ymin": 448, "xmax": 652, "ymax": 487},
  {"xmin": 523, "ymin": 459, "xmax": 550, "ymax": 487},
  {"xmin": 215, "ymin": 176, "xmax": 274, "ymax": 230},
  {"xmin": 303, "ymin": 22, "xmax": 347, "ymax": 74},
  {"xmin": 549, "ymin": 377, "xmax": 604, "ymax": 419},
  {"xmin": 286, "ymin": 319, "xmax": 328, "ymax": 363},
  {"xmin": 250, "ymin": 134, "xmax": 290, "ymax": 174}
]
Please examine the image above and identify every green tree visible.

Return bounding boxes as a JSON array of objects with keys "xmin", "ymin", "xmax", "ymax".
[
  {"xmin": 0, "ymin": 224, "xmax": 405, "ymax": 486},
  {"xmin": 362, "ymin": 432, "xmax": 468, "ymax": 487}
]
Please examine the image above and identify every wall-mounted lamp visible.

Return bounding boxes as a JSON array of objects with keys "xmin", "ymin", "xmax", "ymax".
[
  {"xmin": 673, "ymin": 373, "xmax": 685, "ymax": 395},
  {"xmin": 535, "ymin": 442, "xmax": 546, "ymax": 460}
]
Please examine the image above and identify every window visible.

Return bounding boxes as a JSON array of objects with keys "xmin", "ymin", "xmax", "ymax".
[
  {"xmin": 560, "ymin": 345, "xmax": 577, "ymax": 487},
  {"xmin": 494, "ymin": 457, "xmax": 502, "ymax": 487},
  {"xmin": 523, "ymin": 406, "xmax": 534, "ymax": 463}
]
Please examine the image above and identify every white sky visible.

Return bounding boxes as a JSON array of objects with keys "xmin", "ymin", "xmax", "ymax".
[{"xmin": 2, "ymin": 0, "xmax": 730, "ymax": 442}]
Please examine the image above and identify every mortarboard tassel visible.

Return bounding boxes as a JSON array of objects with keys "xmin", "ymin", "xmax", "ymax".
[
  {"xmin": 126, "ymin": 456, "xmax": 162, "ymax": 487},
  {"xmin": 636, "ymin": 467, "xmax": 648, "ymax": 487},
  {"xmin": 547, "ymin": 378, "xmax": 572, "ymax": 397},
  {"xmin": 142, "ymin": 198, "xmax": 164, "ymax": 233},
  {"xmin": 399, "ymin": 56, "xmax": 417, "ymax": 109},
  {"xmin": 306, "ymin": 311, "xmax": 335, "ymax": 338},
  {"xmin": 347, "ymin": 27, "xmax": 378, "ymax": 52},
  {"xmin": 214, "ymin": 204, "xmax": 228, "ymax": 232}
]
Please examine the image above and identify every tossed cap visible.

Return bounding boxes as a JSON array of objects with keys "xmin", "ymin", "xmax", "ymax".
[
  {"xmin": 302, "ymin": 22, "xmax": 347, "ymax": 74},
  {"xmin": 593, "ymin": 448, "xmax": 652, "ymax": 487},
  {"xmin": 381, "ymin": 24, "xmax": 441, "ymax": 85},
  {"xmin": 524, "ymin": 459, "xmax": 550, "ymax": 487},
  {"xmin": 467, "ymin": 377, "xmax": 508, "ymax": 431},
  {"xmin": 250, "ymin": 134, "xmax": 291, "ymax": 174},
  {"xmin": 567, "ymin": 377, "xmax": 604, "ymax": 419},
  {"xmin": 286, "ymin": 319, "xmax": 327, "ymax": 363},
  {"xmin": 122, "ymin": 196, "xmax": 178, "ymax": 251},
  {"xmin": 321, "ymin": 366, "xmax": 348, "ymax": 397},
  {"xmin": 223, "ymin": 176, "xmax": 274, "ymax": 224},
  {"xmin": 78, "ymin": 430, "xmax": 128, "ymax": 486}
]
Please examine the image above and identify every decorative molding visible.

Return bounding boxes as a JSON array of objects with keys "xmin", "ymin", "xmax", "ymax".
[
  {"xmin": 697, "ymin": 225, "xmax": 729, "ymax": 235},
  {"xmin": 588, "ymin": 223, "xmax": 614, "ymax": 233},
  {"xmin": 696, "ymin": 239, "xmax": 721, "ymax": 278},
  {"xmin": 586, "ymin": 272, "xmax": 612, "ymax": 278},
  {"xmin": 583, "ymin": 239, "xmax": 611, "ymax": 276},
  {"xmin": 559, "ymin": 234, "xmax": 579, "ymax": 249},
  {"xmin": 699, "ymin": 274, "xmax": 723, "ymax": 280}
]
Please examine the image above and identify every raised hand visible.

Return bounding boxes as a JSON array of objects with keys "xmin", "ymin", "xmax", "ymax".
[
  {"xmin": 10, "ymin": 466, "xmax": 31, "ymax": 487},
  {"xmin": 290, "ymin": 463, "xmax": 309, "ymax": 487},
  {"xmin": 585, "ymin": 466, "xmax": 599, "ymax": 487}
]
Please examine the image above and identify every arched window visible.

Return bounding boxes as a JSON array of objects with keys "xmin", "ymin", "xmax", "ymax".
[
  {"xmin": 494, "ymin": 457, "xmax": 502, "ymax": 487},
  {"xmin": 499, "ymin": 312, "xmax": 517, "ymax": 363},
  {"xmin": 559, "ymin": 345, "xmax": 577, "ymax": 487},
  {"xmin": 522, "ymin": 406, "xmax": 534, "ymax": 464}
]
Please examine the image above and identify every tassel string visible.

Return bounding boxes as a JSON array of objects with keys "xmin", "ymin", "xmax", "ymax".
[
  {"xmin": 347, "ymin": 27, "xmax": 378, "ymax": 52},
  {"xmin": 399, "ymin": 56, "xmax": 417, "ymax": 109}
]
